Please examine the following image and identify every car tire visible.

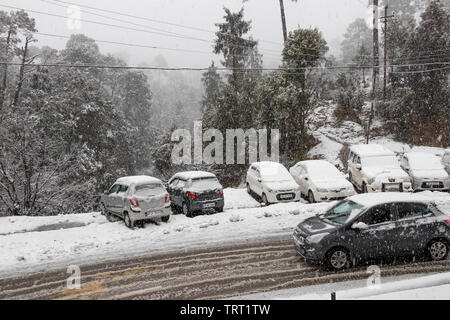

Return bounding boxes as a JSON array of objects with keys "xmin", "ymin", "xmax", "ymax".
[
  {"xmin": 170, "ymin": 204, "xmax": 180, "ymax": 214},
  {"xmin": 183, "ymin": 202, "xmax": 194, "ymax": 218},
  {"xmin": 124, "ymin": 212, "xmax": 134, "ymax": 229},
  {"xmin": 308, "ymin": 190, "xmax": 315, "ymax": 204},
  {"xmin": 262, "ymin": 193, "xmax": 270, "ymax": 206},
  {"xmin": 161, "ymin": 215, "xmax": 170, "ymax": 223},
  {"xmin": 246, "ymin": 183, "xmax": 252, "ymax": 195},
  {"xmin": 427, "ymin": 239, "xmax": 448, "ymax": 261},
  {"xmin": 325, "ymin": 247, "xmax": 351, "ymax": 271},
  {"xmin": 362, "ymin": 182, "xmax": 368, "ymax": 193},
  {"xmin": 216, "ymin": 206, "xmax": 224, "ymax": 213},
  {"xmin": 102, "ymin": 204, "xmax": 116, "ymax": 222}
]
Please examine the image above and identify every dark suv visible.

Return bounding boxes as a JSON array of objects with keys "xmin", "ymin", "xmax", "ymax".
[
  {"xmin": 167, "ymin": 171, "xmax": 224, "ymax": 217},
  {"xmin": 293, "ymin": 193, "xmax": 450, "ymax": 270}
]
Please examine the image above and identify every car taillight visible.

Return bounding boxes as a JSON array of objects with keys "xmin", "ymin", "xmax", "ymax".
[
  {"xmin": 444, "ymin": 219, "xmax": 450, "ymax": 226},
  {"xmin": 130, "ymin": 197, "xmax": 139, "ymax": 207},
  {"xmin": 187, "ymin": 191, "xmax": 196, "ymax": 199},
  {"xmin": 165, "ymin": 194, "xmax": 169, "ymax": 203},
  {"xmin": 219, "ymin": 190, "xmax": 223, "ymax": 197}
]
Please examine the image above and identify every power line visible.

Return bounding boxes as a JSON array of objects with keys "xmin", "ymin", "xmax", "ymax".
[
  {"xmin": 388, "ymin": 66, "xmax": 450, "ymax": 74},
  {"xmin": 2, "ymin": 61, "xmax": 448, "ymax": 72},
  {"xmin": 45, "ymin": 0, "xmax": 283, "ymax": 46}
]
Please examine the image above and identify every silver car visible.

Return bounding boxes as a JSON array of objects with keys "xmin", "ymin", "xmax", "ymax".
[{"xmin": 100, "ymin": 176, "xmax": 171, "ymax": 229}]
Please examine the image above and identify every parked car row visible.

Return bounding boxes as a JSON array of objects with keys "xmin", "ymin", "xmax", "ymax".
[{"xmin": 100, "ymin": 144, "xmax": 449, "ymax": 229}]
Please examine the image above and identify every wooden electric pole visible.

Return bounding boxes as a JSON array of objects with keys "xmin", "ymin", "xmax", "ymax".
[
  {"xmin": 366, "ymin": 0, "xmax": 379, "ymax": 144},
  {"xmin": 381, "ymin": 6, "xmax": 395, "ymax": 101},
  {"xmin": 279, "ymin": 0, "xmax": 288, "ymax": 42}
]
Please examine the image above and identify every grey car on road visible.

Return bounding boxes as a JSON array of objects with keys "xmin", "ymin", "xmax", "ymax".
[
  {"xmin": 100, "ymin": 176, "xmax": 172, "ymax": 229},
  {"xmin": 293, "ymin": 193, "xmax": 450, "ymax": 270}
]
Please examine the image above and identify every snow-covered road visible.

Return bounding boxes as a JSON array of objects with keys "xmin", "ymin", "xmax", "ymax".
[{"xmin": 0, "ymin": 189, "xmax": 449, "ymax": 281}]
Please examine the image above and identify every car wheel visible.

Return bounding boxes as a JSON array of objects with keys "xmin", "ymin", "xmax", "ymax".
[
  {"xmin": 246, "ymin": 183, "xmax": 252, "ymax": 195},
  {"xmin": 124, "ymin": 213, "xmax": 134, "ymax": 229},
  {"xmin": 308, "ymin": 191, "xmax": 315, "ymax": 204},
  {"xmin": 170, "ymin": 204, "xmax": 180, "ymax": 214},
  {"xmin": 326, "ymin": 247, "xmax": 351, "ymax": 271},
  {"xmin": 427, "ymin": 239, "xmax": 448, "ymax": 261},
  {"xmin": 262, "ymin": 193, "xmax": 270, "ymax": 206},
  {"xmin": 362, "ymin": 182, "xmax": 368, "ymax": 193},
  {"xmin": 183, "ymin": 202, "xmax": 194, "ymax": 218},
  {"xmin": 161, "ymin": 215, "xmax": 170, "ymax": 223},
  {"xmin": 216, "ymin": 206, "xmax": 224, "ymax": 213}
]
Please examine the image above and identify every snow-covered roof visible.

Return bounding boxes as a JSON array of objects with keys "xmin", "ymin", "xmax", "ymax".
[
  {"xmin": 411, "ymin": 146, "xmax": 445, "ymax": 157},
  {"xmin": 251, "ymin": 161, "xmax": 285, "ymax": 169},
  {"xmin": 405, "ymin": 152, "xmax": 443, "ymax": 169},
  {"xmin": 115, "ymin": 176, "xmax": 162, "ymax": 186},
  {"xmin": 172, "ymin": 171, "xmax": 216, "ymax": 180},
  {"xmin": 350, "ymin": 144, "xmax": 394, "ymax": 157},
  {"xmin": 348, "ymin": 192, "xmax": 432, "ymax": 208}
]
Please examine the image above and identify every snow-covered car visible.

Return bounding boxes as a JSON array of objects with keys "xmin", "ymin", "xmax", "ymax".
[
  {"xmin": 289, "ymin": 160, "xmax": 356, "ymax": 203},
  {"xmin": 442, "ymin": 149, "xmax": 450, "ymax": 176},
  {"xmin": 167, "ymin": 171, "xmax": 224, "ymax": 217},
  {"xmin": 293, "ymin": 192, "xmax": 450, "ymax": 271},
  {"xmin": 246, "ymin": 161, "xmax": 300, "ymax": 205},
  {"xmin": 348, "ymin": 144, "xmax": 412, "ymax": 193},
  {"xmin": 100, "ymin": 176, "xmax": 171, "ymax": 229},
  {"xmin": 410, "ymin": 146, "xmax": 446, "ymax": 158},
  {"xmin": 400, "ymin": 152, "xmax": 450, "ymax": 192}
]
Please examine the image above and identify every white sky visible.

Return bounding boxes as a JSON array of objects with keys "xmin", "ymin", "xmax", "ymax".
[{"xmin": 4, "ymin": 0, "xmax": 371, "ymax": 68}]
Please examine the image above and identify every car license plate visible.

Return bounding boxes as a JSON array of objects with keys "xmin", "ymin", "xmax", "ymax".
[
  {"xmin": 280, "ymin": 194, "xmax": 292, "ymax": 199},
  {"xmin": 425, "ymin": 182, "xmax": 439, "ymax": 188},
  {"xmin": 202, "ymin": 203, "xmax": 215, "ymax": 209}
]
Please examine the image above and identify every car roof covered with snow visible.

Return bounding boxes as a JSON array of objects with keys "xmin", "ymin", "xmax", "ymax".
[
  {"xmin": 347, "ymin": 192, "xmax": 432, "ymax": 208},
  {"xmin": 350, "ymin": 144, "xmax": 395, "ymax": 158},
  {"xmin": 294, "ymin": 160, "xmax": 342, "ymax": 177},
  {"xmin": 171, "ymin": 171, "xmax": 217, "ymax": 180},
  {"xmin": 251, "ymin": 161, "xmax": 287, "ymax": 170},
  {"xmin": 115, "ymin": 175, "xmax": 162, "ymax": 186}
]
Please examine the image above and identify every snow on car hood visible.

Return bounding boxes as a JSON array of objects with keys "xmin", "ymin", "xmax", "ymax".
[
  {"xmin": 362, "ymin": 167, "xmax": 409, "ymax": 181},
  {"xmin": 264, "ymin": 180, "xmax": 298, "ymax": 191},
  {"xmin": 313, "ymin": 177, "xmax": 353, "ymax": 191},
  {"xmin": 411, "ymin": 169, "xmax": 449, "ymax": 180},
  {"xmin": 299, "ymin": 216, "xmax": 338, "ymax": 235}
]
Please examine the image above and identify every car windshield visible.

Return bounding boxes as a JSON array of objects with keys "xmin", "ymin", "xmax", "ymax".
[
  {"xmin": 134, "ymin": 183, "xmax": 165, "ymax": 197},
  {"xmin": 361, "ymin": 156, "xmax": 399, "ymax": 168},
  {"xmin": 308, "ymin": 164, "xmax": 342, "ymax": 180},
  {"xmin": 321, "ymin": 200, "xmax": 366, "ymax": 225},
  {"xmin": 409, "ymin": 155, "xmax": 444, "ymax": 170},
  {"xmin": 260, "ymin": 165, "xmax": 292, "ymax": 181},
  {"xmin": 190, "ymin": 177, "xmax": 221, "ymax": 189}
]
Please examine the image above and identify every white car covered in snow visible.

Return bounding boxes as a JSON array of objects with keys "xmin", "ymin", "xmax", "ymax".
[
  {"xmin": 348, "ymin": 144, "xmax": 412, "ymax": 193},
  {"xmin": 442, "ymin": 149, "xmax": 450, "ymax": 176},
  {"xmin": 246, "ymin": 161, "xmax": 300, "ymax": 205},
  {"xmin": 400, "ymin": 152, "xmax": 450, "ymax": 192},
  {"xmin": 289, "ymin": 160, "xmax": 356, "ymax": 203}
]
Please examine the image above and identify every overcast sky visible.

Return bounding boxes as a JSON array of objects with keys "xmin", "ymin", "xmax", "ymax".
[{"xmin": 4, "ymin": 0, "xmax": 371, "ymax": 68}]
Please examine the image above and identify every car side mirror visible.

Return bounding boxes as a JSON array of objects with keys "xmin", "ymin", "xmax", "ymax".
[
  {"xmin": 257, "ymin": 178, "xmax": 262, "ymax": 183},
  {"xmin": 103, "ymin": 190, "xmax": 108, "ymax": 195},
  {"xmin": 351, "ymin": 222, "xmax": 368, "ymax": 230}
]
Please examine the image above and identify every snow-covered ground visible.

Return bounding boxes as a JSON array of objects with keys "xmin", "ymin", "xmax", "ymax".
[
  {"xmin": 1, "ymin": 189, "xmax": 449, "ymax": 279},
  {"xmin": 237, "ymin": 272, "xmax": 450, "ymax": 300}
]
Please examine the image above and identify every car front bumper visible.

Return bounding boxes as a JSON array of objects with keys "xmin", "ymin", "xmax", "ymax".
[
  {"xmin": 292, "ymin": 234, "xmax": 323, "ymax": 263},
  {"xmin": 316, "ymin": 190, "xmax": 356, "ymax": 202},
  {"xmin": 266, "ymin": 191, "xmax": 301, "ymax": 203}
]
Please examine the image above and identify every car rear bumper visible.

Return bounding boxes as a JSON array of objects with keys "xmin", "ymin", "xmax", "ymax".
[
  {"xmin": 129, "ymin": 206, "xmax": 171, "ymax": 222},
  {"xmin": 189, "ymin": 198, "xmax": 224, "ymax": 211}
]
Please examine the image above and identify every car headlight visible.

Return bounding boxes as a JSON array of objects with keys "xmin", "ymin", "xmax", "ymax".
[
  {"xmin": 306, "ymin": 233, "xmax": 330, "ymax": 244},
  {"xmin": 316, "ymin": 188, "xmax": 328, "ymax": 193},
  {"xmin": 267, "ymin": 188, "xmax": 275, "ymax": 193}
]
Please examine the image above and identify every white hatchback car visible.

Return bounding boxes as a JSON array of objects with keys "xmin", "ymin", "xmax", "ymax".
[
  {"xmin": 400, "ymin": 152, "xmax": 450, "ymax": 192},
  {"xmin": 246, "ymin": 162, "xmax": 300, "ymax": 205},
  {"xmin": 290, "ymin": 160, "xmax": 356, "ymax": 203}
]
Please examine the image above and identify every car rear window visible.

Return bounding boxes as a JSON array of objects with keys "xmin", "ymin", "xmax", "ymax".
[
  {"xmin": 322, "ymin": 200, "xmax": 366, "ymax": 225},
  {"xmin": 134, "ymin": 184, "xmax": 165, "ymax": 196},
  {"xmin": 190, "ymin": 177, "xmax": 221, "ymax": 189}
]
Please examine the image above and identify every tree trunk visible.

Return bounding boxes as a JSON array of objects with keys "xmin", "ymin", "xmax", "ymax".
[
  {"xmin": 0, "ymin": 29, "xmax": 12, "ymax": 110},
  {"xmin": 12, "ymin": 38, "xmax": 30, "ymax": 108}
]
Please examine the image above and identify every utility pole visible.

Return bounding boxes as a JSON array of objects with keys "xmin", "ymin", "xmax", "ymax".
[
  {"xmin": 366, "ymin": 0, "xmax": 379, "ymax": 144},
  {"xmin": 279, "ymin": 0, "xmax": 288, "ymax": 42},
  {"xmin": 380, "ymin": 6, "xmax": 395, "ymax": 101}
]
